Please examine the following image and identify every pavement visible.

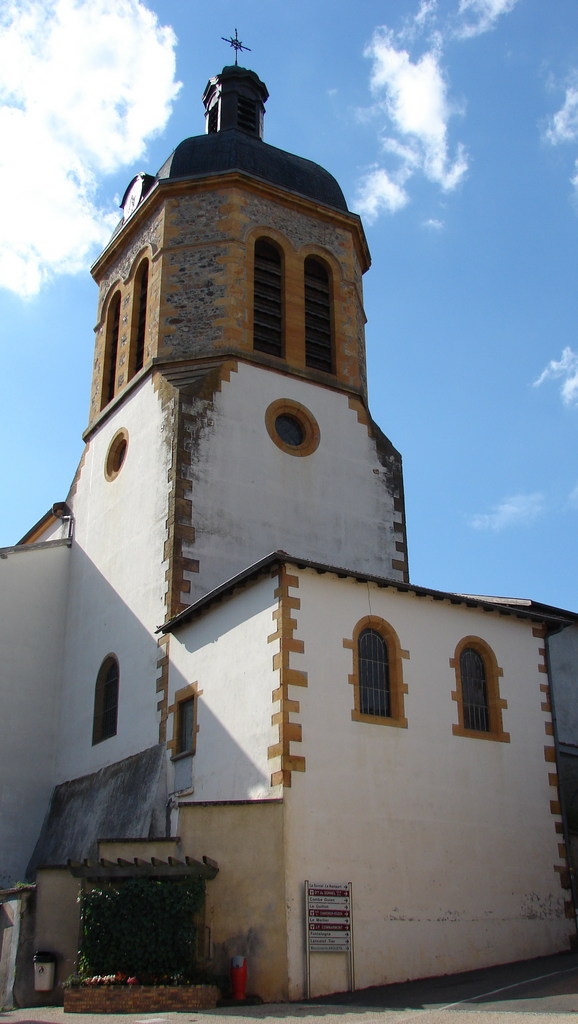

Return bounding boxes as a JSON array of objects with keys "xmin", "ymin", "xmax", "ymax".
[{"xmin": 2, "ymin": 951, "xmax": 578, "ymax": 1024}]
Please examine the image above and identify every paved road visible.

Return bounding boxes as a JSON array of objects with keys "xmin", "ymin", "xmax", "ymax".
[{"xmin": 2, "ymin": 952, "xmax": 578, "ymax": 1024}]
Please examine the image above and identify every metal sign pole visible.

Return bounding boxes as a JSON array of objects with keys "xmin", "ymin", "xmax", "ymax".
[
  {"xmin": 305, "ymin": 880, "xmax": 311, "ymax": 999},
  {"xmin": 348, "ymin": 881, "xmax": 355, "ymax": 991}
]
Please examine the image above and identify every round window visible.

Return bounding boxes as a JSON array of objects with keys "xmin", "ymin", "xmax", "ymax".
[
  {"xmin": 265, "ymin": 400, "xmax": 319, "ymax": 457},
  {"xmin": 105, "ymin": 429, "xmax": 128, "ymax": 480},
  {"xmin": 275, "ymin": 414, "xmax": 305, "ymax": 448}
]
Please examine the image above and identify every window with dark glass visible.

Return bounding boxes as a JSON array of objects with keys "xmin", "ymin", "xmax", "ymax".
[
  {"xmin": 275, "ymin": 414, "xmax": 304, "ymax": 447},
  {"xmin": 92, "ymin": 657, "xmax": 119, "ymax": 745},
  {"xmin": 359, "ymin": 628, "xmax": 390, "ymax": 718},
  {"xmin": 452, "ymin": 637, "xmax": 509, "ymax": 742},
  {"xmin": 102, "ymin": 292, "xmax": 121, "ymax": 408},
  {"xmin": 133, "ymin": 260, "xmax": 148, "ymax": 375},
  {"xmin": 304, "ymin": 257, "xmax": 333, "ymax": 373},
  {"xmin": 460, "ymin": 648, "xmax": 489, "ymax": 732},
  {"xmin": 253, "ymin": 240, "xmax": 283, "ymax": 357},
  {"xmin": 177, "ymin": 697, "xmax": 195, "ymax": 755}
]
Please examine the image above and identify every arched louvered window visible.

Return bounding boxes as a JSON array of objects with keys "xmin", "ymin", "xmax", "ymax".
[
  {"xmin": 237, "ymin": 95, "xmax": 258, "ymax": 133},
  {"xmin": 359, "ymin": 629, "xmax": 390, "ymax": 718},
  {"xmin": 132, "ymin": 259, "xmax": 149, "ymax": 376},
  {"xmin": 254, "ymin": 239, "xmax": 283, "ymax": 357},
  {"xmin": 92, "ymin": 656, "xmax": 119, "ymax": 745},
  {"xmin": 460, "ymin": 648, "xmax": 489, "ymax": 732},
  {"xmin": 207, "ymin": 103, "xmax": 218, "ymax": 133},
  {"xmin": 102, "ymin": 291, "xmax": 121, "ymax": 408},
  {"xmin": 304, "ymin": 257, "xmax": 333, "ymax": 373}
]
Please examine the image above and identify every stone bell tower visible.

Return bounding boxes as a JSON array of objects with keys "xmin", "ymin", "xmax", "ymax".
[{"xmin": 84, "ymin": 64, "xmax": 408, "ymax": 624}]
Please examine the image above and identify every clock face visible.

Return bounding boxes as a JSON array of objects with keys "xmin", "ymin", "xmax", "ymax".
[{"xmin": 123, "ymin": 177, "xmax": 143, "ymax": 220}]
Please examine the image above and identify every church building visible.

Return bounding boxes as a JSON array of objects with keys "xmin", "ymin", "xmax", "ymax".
[{"xmin": 0, "ymin": 63, "xmax": 576, "ymax": 1005}]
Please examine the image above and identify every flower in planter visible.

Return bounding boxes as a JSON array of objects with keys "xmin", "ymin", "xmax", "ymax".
[{"xmin": 127, "ymin": 977, "xmax": 138, "ymax": 985}]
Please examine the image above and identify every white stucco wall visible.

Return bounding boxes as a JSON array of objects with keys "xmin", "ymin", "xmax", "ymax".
[
  {"xmin": 168, "ymin": 575, "xmax": 280, "ymax": 801},
  {"xmin": 282, "ymin": 569, "xmax": 571, "ymax": 996},
  {"xmin": 165, "ymin": 563, "xmax": 571, "ymax": 998},
  {"xmin": 0, "ymin": 542, "xmax": 69, "ymax": 885},
  {"xmin": 183, "ymin": 362, "xmax": 403, "ymax": 602},
  {"xmin": 54, "ymin": 377, "xmax": 171, "ymax": 782}
]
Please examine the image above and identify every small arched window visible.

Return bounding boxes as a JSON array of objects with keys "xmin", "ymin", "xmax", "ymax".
[
  {"xmin": 132, "ymin": 259, "xmax": 149, "ymax": 376},
  {"xmin": 359, "ymin": 629, "xmax": 390, "ymax": 718},
  {"xmin": 346, "ymin": 616, "xmax": 408, "ymax": 728},
  {"xmin": 451, "ymin": 637, "xmax": 509, "ymax": 742},
  {"xmin": 102, "ymin": 291, "xmax": 121, "ymax": 408},
  {"xmin": 460, "ymin": 648, "xmax": 489, "ymax": 731},
  {"xmin": 304, "ymin": 257, "xmax": 333, "ymax": 373},
  {"xmin": 253, "ymin": 239, "xmax": 283, "ymax": 357},
  {"xmin": 92, "ymin": 656, "xmax": 119, "ymax": 745}
]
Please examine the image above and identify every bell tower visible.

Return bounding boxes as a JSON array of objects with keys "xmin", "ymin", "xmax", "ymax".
[
  {"xmin": 83, "ymin": 65, "xmax": 408, "ymax": 622},
  {"xmin": 203, "ymin": 64, "xmax": 268, "ymax": 137}
]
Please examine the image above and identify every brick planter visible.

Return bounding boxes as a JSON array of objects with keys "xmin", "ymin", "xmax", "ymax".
[{"xmin": 63, "ymin": 984, "xmax": 220, "ymax": 1013}]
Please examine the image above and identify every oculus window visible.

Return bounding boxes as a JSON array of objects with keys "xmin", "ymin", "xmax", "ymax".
[{"xmin": 265, "ymin": 399, "xmax": 320, "ymax": 457}]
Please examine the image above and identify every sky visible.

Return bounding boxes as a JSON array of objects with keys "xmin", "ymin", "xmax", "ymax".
[{"xmin": 2, "ymin": 0, "xmax": 578, "ymax": 610}]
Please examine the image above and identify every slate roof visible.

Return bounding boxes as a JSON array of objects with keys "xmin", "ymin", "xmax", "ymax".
[{"xmin": 156, "ymin": 128, "xmax": 348, "ymax": 212}]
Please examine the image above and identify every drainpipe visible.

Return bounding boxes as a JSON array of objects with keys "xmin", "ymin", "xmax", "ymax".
[{"xmin": 545, "ymin": 620, "xmax": 578, "ymax": 943}]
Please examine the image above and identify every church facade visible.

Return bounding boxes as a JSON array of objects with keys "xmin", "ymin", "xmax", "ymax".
[{"xmin": 0, "ymin": 65, "xmax": 575, "ymax": 1005}]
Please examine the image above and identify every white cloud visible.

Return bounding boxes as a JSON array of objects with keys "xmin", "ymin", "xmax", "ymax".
[
  {"xmin": 471, "ymin": 493, "xmax": 545, "ymax": 531},
  {"xmin": 546, "ymin": 85, "xmax": 578, "ymax": 146},
  {"xmin": 399, "ymin": 0, "xmax": 439, "ymax": 42},
  {"xmin": 355, "ymin": 167, "xmax": 410, "ymax": 221},
  {"xmin": 357, "ymin": 26, "xmax": 467, "ymax": 218},
  {"xmin": 415, "ymin": 0, "xmax": 438, "ymax": 29},
  {"xmin": 533, "ymin": 347, "xmax": 578, "ymax": 405},
  {"xmin": 0, "ymin": 0, "xmax": 180, "ymax": 297},
  {"xmin": 455, "ymin": 0, "xmax": 520, "ymax": 40},
  {"xmin": 545, "ymin": 81, "xmax": 578, "ymax": 198},
  {"xmin": 422, "ymin": 217, "xmax": 444, "ymax": 229},
  {"xmin": 569, "ymin": 483, "xmax": 578, "ymax": 510}
]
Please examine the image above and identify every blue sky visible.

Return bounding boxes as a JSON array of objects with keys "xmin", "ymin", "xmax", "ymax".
[{"xmin": 2, "ymin": 0, "xmax": 578, "ymax": 610}]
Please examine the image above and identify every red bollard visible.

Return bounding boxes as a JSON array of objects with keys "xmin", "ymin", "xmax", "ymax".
[{"xmin": 230, "ymin": 956, "xmax": 247, "ymax": 1000}]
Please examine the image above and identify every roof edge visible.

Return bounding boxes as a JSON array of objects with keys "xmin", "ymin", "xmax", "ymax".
[{"xmin": 159, "ymin": 551, "xmax": 577, "ymax": 634}]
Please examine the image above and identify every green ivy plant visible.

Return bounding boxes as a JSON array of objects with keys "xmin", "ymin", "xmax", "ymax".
[{"xmin": 78, "ymin": 877, "xmax": 205, "ymax": 983}]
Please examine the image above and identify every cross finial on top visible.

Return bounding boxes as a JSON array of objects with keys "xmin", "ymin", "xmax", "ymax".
[{"xmin": 221, "ymin": 28, "xmax": 251, "ymax": 66}]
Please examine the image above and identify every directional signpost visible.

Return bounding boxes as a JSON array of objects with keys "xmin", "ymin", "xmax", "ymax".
[{"xmin": 305, "ymin": 881, "xmax": 354, "ymax": 996}]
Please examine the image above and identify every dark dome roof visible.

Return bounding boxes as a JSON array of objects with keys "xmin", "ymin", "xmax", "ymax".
[{"xmin": 156, "ymin": 129, "xmax": 348, "ymax": 212}]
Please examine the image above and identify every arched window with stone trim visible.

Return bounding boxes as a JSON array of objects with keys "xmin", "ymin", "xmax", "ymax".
[
  {"xmin": 102, "ymin": 291, "xmax": 121, "ymax": 408},
  {"xmin": 131, "ymin": 258, "xmax": 149, "ymax": 376},
  {"xmin": 451, "ymin": 636, "xmax": 509, "ymax": 742},
  {"xmin": 359, "ymin": 628, "xmax": 390, "ymax": 717},
  {"xmin": 253, "ymin": 238, "xmax": 283, "ymax": 357},
  {"xmin": 345, "ymin": 616, "xmax": 408, "ymax": 728},
  {"xmin": 92, "ymin": 656, "xmax": 119, "ymax": 745},
  {"xmin": 304, "ymin": 256, "xmax": 333, "ymax": 373}
]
